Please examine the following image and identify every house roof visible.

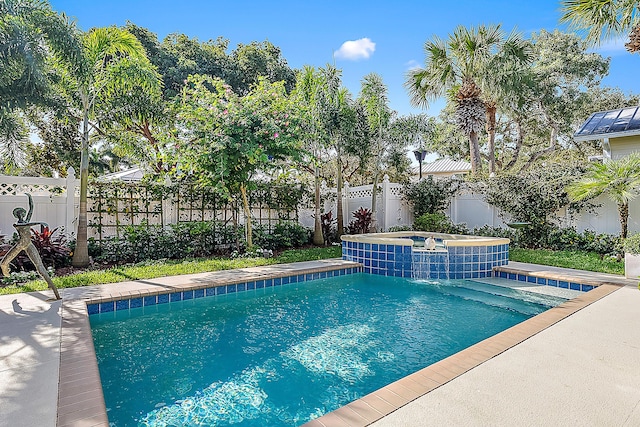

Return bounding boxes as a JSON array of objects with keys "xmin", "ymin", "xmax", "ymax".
[
  {"xmin": 574, "ymin": 106, "xmax": 640, "ymax": 141},
  {"xmin": 97, "ymin": 167, "xmax": 144, "ymax": 182},
  {"xmin": 417, "ymin": 158, "xmax": 471, "ymax": 174}
]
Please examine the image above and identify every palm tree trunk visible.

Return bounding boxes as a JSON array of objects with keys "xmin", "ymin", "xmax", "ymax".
[
  {"xmin": 336, "ymin": 156, "xmax": 344, "ymax": 236},
  {"xmin": 619, "ymin": 202, "xmax": 629, "ymax": 239},
  {"xmin": 469, "ymin": 131, "xmax": 482, "ymax": 174},
  {"xmin": 486, "ymin": 103, "xmax": 497, "ymax": 175},
  {"xmin": 240, "ymin": 183, "xmax": 253, "ymax": 248},
  {"xmin": 71, "ymin": 107, "xmax": 90, "ymax": 267},
  {"xmin": 312, "ymin": 165, "xmax": 324, "ymax": 245}
]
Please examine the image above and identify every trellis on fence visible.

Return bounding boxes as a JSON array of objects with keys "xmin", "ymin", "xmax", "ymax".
[{"xmin": 86, "ymin": 180, "xmax": 305, "ymax": 243}]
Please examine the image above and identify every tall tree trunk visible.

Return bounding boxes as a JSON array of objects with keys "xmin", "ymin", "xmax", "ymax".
[
  {"xmin": 486, "ymin": 102, "xmax": 497, "ymax": 175},
  {"xmin": 312, "ymin": 165, "xmax": 324, "ymax": 245},
  {"xmin": 370, "ymin": 173, "xmax": 380, "ymax": 233},
  {"xmin": 336, "ymin": 155, "xmax": 344, "ymax": 236},
  {"xmin": 71, "ymin": 106, "xmax": 90, "ymax": 267},
  {"xmin": 469, "ymin": 131, "xmax": 482, "ymax": 174},
  {"xmin": 619, "ymin": 202, "xmax": 629, "ymax": 239},
  {"xmin": 240, "ymin": 183, "xmax": 253, "ymax": 248}
]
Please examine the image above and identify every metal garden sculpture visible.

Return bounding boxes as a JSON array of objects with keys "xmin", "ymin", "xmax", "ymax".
[{"xmin": 0, "ymin": 194, "xmax": 61, "ymax": 300}]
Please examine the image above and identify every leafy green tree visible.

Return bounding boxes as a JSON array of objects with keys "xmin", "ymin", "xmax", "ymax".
[
  {"xmin": 228, "ymin": 41, "xmax": 296, "ymax": 95},
  {"xmin": 560, "ymin": 0, "xmax": 640, "ymax": 53},
  {"xmin": 175, "ymin": 75, "xmax": 302, "ymax": 248},
  {"xmin": 58, "ymin": 26, "xmax": 161, "ymax": 267},
  {"xmin": 567, "ymin": 154, "xmax": 640, "ymax": 238}
]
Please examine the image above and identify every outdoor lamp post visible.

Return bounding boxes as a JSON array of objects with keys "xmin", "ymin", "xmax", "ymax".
[{"xmin": 413, "ymin": 150, "xmax": 428, "ymax": 180}]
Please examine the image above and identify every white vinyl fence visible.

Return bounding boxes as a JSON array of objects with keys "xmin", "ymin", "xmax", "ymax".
[{"xmin": 0, "ymin": 171, "xmax": 637, "ymax": 241}]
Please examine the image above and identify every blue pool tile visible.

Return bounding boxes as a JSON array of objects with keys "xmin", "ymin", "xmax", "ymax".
[
  {"xmin": 182, "ymin": 290, "xmax": 193, "ymax": 300},
  {"xmin": 305, "ymin": 273, "xmax": 313, "ymax": 281},
  {"xmin": 265, "ymin": 279, "xmax": 273, "ymax": 287},
  {"xmin": 100, "ymin": 301, "xmax": 114, "ymax": 313},
  {"xmin": 206, "ymin": 287, "xmax": 215, "ymax": 297},
  {"xmin": 570, "ymin": 282, "xmax": 581, "ymax": 291},
  {"xmin": 559, "ymin": 281, "xmax": 569, "ymax": 289},
  {"xmin": 527, "ymin": 276, "xmax": 536, "ymax": 283},
  {"xmin": 116, "ymin": 300, "xmax": 129, "ymax": 311},
  {"xmin": 372, "ymin": 244, "xmax": 378, "ymax": 251},
  {"xmin": 548, "ymin": 279, "xmax": 558, "ymax": 287},
  {"xmin": 463, "ymin": 272, "xmax": 472, "ymax": 279},
  {"xmin": 158, "ymin": 294, "xmax": 170, "ymax": 304},
  {"xmin": 216, "ymin": 286, "xmax": 226, "ymax": 296},
  {"xmin": 247, "ymin": 281, "xmax": 255, "ymax": 291},
  {"xmin": 236, "ymin": 283, "xmax": 246, "ymax": 292},
  {"xmin": 274, "ymin": 277, "xmax": 282, "ymax": 286},
  {"xmin": 256, "ymin": 280, "xmax": 265, "ymax": 289},
  {"xmin": 195, "ymin": 289, "xmax": 205, "ymax": 299},
  {"xmin": 87, "ymin": 303, "xmax": 99, "ymax": 315},
  {"xmin": 479, "ymin": 271, "xmax": 486, "ymax": 278},
  {"xmin": 508, "ymin": 273, "xmax": 516, "ymax": 280},
  {"xmin": 536, "ymin": 278, "xmax": 547, "ymax": 285},
  {"xmin": 472, "ymin": 271, "xmax": 479, "ymax": 278},
  {"xmin": 364, "ymin": 267, "xmax": 372, "ymax": 274},
  {"xmin": 517, "ymin": 274, "xmax": 527, "ymax": 282},
  {"xmin": 130, "ymin": 297, "xmax": 143, "ymax": 308},
  {"xmin": 499, "ymin": 271, "xmax": 507, "ymax": 279},
  {"xmin": 170, "ymin": 292, "xmax": 182, "ymax": 302},
  {"xmin": 143, "ymin": 296, "xmax": 156, "ymax": 306},
  {"xmin": 227, "ymin": 284, "xmax": 237, "ymax": 293},
  {"xmin": 582, "ymin": 285, "xmax": 594, "ymax": 292}
]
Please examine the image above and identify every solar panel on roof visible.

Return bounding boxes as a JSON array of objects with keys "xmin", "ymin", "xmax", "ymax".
[
  {"xmin": 609, "ymin": 107, "xmax": 637, "ymax": 133},
  {"xmin": 575, "ymin": 106, "xmax": 640, "ymax": 139}
]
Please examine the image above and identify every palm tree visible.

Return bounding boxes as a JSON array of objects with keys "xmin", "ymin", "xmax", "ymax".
[
  {"xmin": 560, "ymin": 0, "xmax": 640, "ymax": 53},
  {"xmin": 566, "ymin": 153, "xmax": 640, "ymax": 238},
  {"xmin": 358, "ymin": 73, "xmax": 393, "ymax": 231},
  {"xmin": 64, "ymin": 27, "xmax": 161, "ymax": 266},
  {"xmin": 406, "ymin": 24, "xmax": 530, "ymax": 174},
  {"xmin": 0, "ymin": 0, "xmax": 80, "ymax": 158},
  {"xmin": 294, "ymin": 66, "xmax": 326, "ymax": 245}
]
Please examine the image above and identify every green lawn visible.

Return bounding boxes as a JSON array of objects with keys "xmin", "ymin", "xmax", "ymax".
[
  {"xmin": 0, "ymin": 246, "xmax": 342, "ymax": 296},
  {"xmin": 509, "ymin": 248, "xmax": 624, "ymax": 275},
  {"xmin": 1, "ymin": 245, "xmax": 626, "ymax": 296}
]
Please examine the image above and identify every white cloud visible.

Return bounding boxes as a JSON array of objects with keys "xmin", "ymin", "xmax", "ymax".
[
  {"xmin": 334, "ymin": 38, "xmax": 376, "ymax": 60},
  {"xmin": 405, "ymin": 59, "xmax": 421, "ymax": 70}
]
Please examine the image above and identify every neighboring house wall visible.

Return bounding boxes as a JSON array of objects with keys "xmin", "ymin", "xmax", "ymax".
[{"xmin": 609, "ymin": 135, "xmax": 640, "ymax": 160}]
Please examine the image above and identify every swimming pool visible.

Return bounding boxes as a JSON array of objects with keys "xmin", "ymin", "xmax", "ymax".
[{"xmin": 89, "ymin": 273, "xmax": 566, "ymax": 426}]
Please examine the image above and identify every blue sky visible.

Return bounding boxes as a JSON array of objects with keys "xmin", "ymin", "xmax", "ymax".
[{"xmin": 50, "ymin": 0, "xmax": 640, "ymax": 117}]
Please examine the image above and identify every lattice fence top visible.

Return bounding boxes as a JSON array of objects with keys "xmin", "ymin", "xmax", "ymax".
[
  {"xmin": 0, "ymin": 182, "xmax": 68, "ymax": 196},
  {"xmin": 349, "ymin": 188, "xmax": 373, "ymax": 198},
  {"xmin": 388, "ymin": 185, "xmax": 404, "ymax": 197}
]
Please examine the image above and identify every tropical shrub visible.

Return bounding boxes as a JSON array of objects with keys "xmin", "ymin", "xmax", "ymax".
[
  {"xmin": 403, "ymin": 176, "xmax": 457, "ymax": 216},
  {"xmin": 388, "ymin": 225, "xmax": 413, "ymax": 232},
  {"xmin": 320, "ymin": 211, "xmax": 336, "ymax": 245},
  {"xmin": 253, "ymin": 222, "xmax": 310, "ymax": 250},
  {"xmin": 347, "ymin": 207, "xmax": 373, "ymax": 234}
]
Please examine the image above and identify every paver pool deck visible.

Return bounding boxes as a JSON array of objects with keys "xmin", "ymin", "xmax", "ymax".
[{"xmin": 0, "ymin": 260, "xmax": 639, "ymax": 427}]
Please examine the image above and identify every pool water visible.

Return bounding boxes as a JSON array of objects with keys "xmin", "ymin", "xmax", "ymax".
[{"xmin": 90, "ymin": 273, "xmax": 566, "ymax": 426}]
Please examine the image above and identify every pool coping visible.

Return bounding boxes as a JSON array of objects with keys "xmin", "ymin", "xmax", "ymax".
[{"xmin": 55, "ymin": 261, "xmax": 624, "ymax": 427}]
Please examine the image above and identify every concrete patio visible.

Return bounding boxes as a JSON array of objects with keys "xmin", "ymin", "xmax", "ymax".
[{"xmin": 0, "ymin": 261, "xmax": 638, "ymax": 427}]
